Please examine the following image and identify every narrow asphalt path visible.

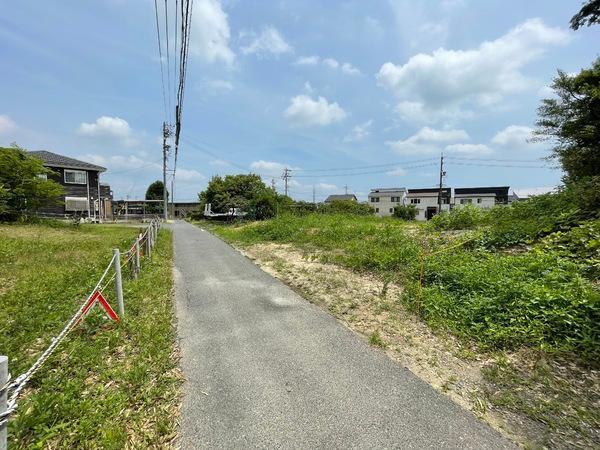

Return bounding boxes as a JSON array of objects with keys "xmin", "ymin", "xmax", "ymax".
[{"xmin": 171, "ymin": 220, "xmax": 514, "ymax": 449}]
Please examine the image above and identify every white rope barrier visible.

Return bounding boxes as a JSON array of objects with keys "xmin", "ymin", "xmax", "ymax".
[{"xmin": 0, "ymin": 218, "xmax": 162, "ymax": 432}]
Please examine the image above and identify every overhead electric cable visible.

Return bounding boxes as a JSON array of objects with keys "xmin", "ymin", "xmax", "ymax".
[{"xmin": 153, "ymin": 0, "xmax": 168, "ymax": 122}]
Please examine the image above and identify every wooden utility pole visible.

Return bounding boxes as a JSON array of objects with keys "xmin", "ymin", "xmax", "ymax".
[
  {"xmin": 282, "ymin": 168, "xmax": 291, "ymax": 197},
  {"xmin": 162, "ymin": 122, "xmax": 171, "ymax": 221},
  {"xmin": 437, "ymin": 153, "xmax": 445, "ymax": 214}
]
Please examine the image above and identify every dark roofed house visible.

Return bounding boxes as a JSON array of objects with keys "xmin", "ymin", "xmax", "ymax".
[
  {"xmin": 324, "ymin": 194, "xmax": 358, "ymax": 203},
  {"xmin": 29, "ymin": 150, "xmax": 111, "ymax": 220}
]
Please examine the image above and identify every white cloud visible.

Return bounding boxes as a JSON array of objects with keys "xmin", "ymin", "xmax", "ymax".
[
  {"xmin": 294, "ymin": 55, "xmax": 320, "ymax": 65},
  {"xmin": 491, "ymin": 125, "xmax": 539, "ymax": 148},
  {"xmin": 377, "ymin": 19, "xmax": 569, "ymax": 121},
  {"xmin": 386, "ymin": 167, "xmax": 407, "ymax": 176},
  {"xmin": 176, "ymin": 168, "xmax": 206, "ymax": 183},
  {"xmin": 323, "ymin": 58, "xmax": 339, "ymax": 69},
  {"xmin": 341, "ymin": 62, "xmax": 360, "ymax": 75},
  {"xmin": 250, "ymin": 160, "xmax": 294, "ymax": 176},
  {"xmin": 78, "ymin": 117, "xmax": 134, "ymax": 145},
  {"xmin": 240, "ymin": 26, "xmax": 293, "ymax": 57},
  {"xmin": 294, "ymin": 56, "xmax": 360, "ymax": 75},
  {"xmin": 201, "ymin": 79, "xmax": 234, "ymax": 92},
  {"xmin": 386, "ymin": 126, "xmax": 469, "ymax": 155},
  {"xmin": 284, "ymin": 95, "xmax": 347, "ymax": 127},
  {"xmin": 317, "ymin": 182, "xmax": 337, "ymax": 191},
  {"xmin": 344, "ymin": 119, "xmax": 373, "ymax": 142},
  {"xmin": 303, "ymin": 81, "xmax": 314, "ymax": 94},
  {"xmin": 444, "ymin": 143, "xmax": 493, "ymax": 155},
  {"xmin": 192, "ymin": 0, "xmax": 235, "ymax": 65},
  {"xmin": 0, "ymin": 115, "xmax": 17, "ymax": 134}
]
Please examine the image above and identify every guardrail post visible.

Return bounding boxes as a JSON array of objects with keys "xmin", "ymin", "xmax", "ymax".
[
  {"xmin": 146, "ymin": 230, "xmax": 152, "ymax": 258},
  {"xmin": 113, "ymin": 249, "xmax": 124, "ymax": 316},
  {"xmin": 1, "ymin": 355, "xmax": 8, "ymax": 450},
  {"xmin": 134, "ymin": 238, "xmax": 140, "ymax": 278}
]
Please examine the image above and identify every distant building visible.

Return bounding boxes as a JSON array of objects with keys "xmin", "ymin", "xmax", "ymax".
[
  {"xmin": 324, "ymin": 194, "xmax": 357, "ymax": 203},
  {"xmin": 512, "ymin": 187, "xmax": 557, "ymax": 200},
  {"xmin": 454, "ymin": 186, "xmax": 510, "ymax": 207},
  {"xmin": 29, "ymin": 150, "xmax": 110, "ymax": 220},
  {"xmin": 368, "ymin": 188, "xmax": 407, "ymax": 217},
  {"xmin": 369, "ymin": 185, "xmax": 513, "ymax": 220},
  {"xmin": 406, "ymin": 188, "xmax": 451, "ymax": 220}
]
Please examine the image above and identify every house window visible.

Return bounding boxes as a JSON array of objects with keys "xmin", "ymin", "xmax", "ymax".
[
  {"xmin": 389, "ymin": 208, "xmax": 393, "ymax": 213},
  {"xmin": 375, "ymin": 208, "xmax": 379, "ymax": 213},
  {"xmin": 477, "ymin": 198, "xmax": 482, "ymax": 204},
  {"xmin": 65, "ymin": 196, "xmax": 88, "ymax": 212},
  {"xmin": 371, "ymin": 197, "xmax": 380, "ymax": 203},
  {"xmin": 37, "ymin": 174, "xmax": 47, "ymax": 180},
  {"xmin": 391, "ymin": 196, "xmax": 402, "ymax": 202},
  {"xmin": 460, "ymin": 198, "xmax": 473, "ymax": 204},
  {"xmin": 64, "ymin": 169, "xmax": 87, "ymax": 184},
  {"xmin": 410, "ymin": 198, "xmax": 421, "ymax": 204}
]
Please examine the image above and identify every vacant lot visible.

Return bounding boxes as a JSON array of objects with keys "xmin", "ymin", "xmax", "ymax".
[
  {"xmin": 202, "ymin": 213, "xmax": 599, "ymax": 449},
  {"xmin": 0, "ymin": 222, "xmax": 180, "ymax": 449}
]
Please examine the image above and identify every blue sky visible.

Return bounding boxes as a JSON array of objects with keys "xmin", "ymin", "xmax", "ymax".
[{"xmin": 1, "ymin": 0, "xmax": 598, "ymax": 201}]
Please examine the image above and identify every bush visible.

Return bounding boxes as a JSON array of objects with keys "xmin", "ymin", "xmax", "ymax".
[
  {"xmin": 320, "ymin": 200, "xmax": 374, "ymax": 216},
  {"xmin": 393, "ymin": 204, "xmax": 418, "ymax": 220},
  {"xmin": 416, "ymin": 248, "xmax": 600, "ymax": 359},
  {"xmin": 430, "ymin": 204, "xmax": 487, "ymax": 230}
]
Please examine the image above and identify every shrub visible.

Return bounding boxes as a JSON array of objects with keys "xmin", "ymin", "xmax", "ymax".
[
  {"xmin": 393, "ymin": 204, "xmax": 418, "ymax": 220},
  {"xmin": 319, "ymin": 200, "xmax": 374, "ymax": 216},
  {"xmin": 417, "ymin": 248, "xmax": 600, "ymax": 359},
  {"xmin": 430, "ymin": 204, "xmax": 487, "ymax": 230}
]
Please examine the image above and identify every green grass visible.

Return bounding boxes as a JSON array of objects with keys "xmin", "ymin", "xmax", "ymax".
[
  {"xmin": 0, "ymin": 222, "xmax": 179, "ymax": 449},
  {"xmin": 200, "ymin": 213, "xmax": 600, "ymax": 362}
]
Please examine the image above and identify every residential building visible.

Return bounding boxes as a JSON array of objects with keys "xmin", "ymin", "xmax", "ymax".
[
  {"xmin": 406, "ymin": 188, "xmax": 451, "ymax": 220},
  {"xmin": 368, "ymin": 188, "xmax": 407, "ymax": 217},
  {"xmin": 454, "ymin": 186, "xmax": 510, "ymax": 207},
  {"xmin": 324, "ymin": 194, "xmax": 358, "ymax": 203},
  {"xmin": 29, "ymin": 150, "xmax": 109, "ymax": 220}
]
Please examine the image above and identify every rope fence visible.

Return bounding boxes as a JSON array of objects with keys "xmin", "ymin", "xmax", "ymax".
[{"xmin": 0, "ymin": 218, "xmax": 162, "ymax": 448}]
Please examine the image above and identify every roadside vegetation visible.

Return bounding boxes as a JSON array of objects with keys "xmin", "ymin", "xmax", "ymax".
[{"xmin": 0, "ymin": 221, "xmax": 180, "ymax": 448}]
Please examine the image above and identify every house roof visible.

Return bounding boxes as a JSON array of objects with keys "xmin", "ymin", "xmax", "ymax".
[
  {"xmin": 369, "ymin": 187, "xmax": 407, "ymax": 194},
  {"xmin": 454, "ymin": 186, "xmax": 509, "ymax": 196},
  {"xmin": 408, "ymin": 187, "xmax": 451, "ymax": 195},
  {"xmin": 29, "ymin": 150, "xmax": 106, "ymax": 172},
  {"xmin": 324, "ymin": 194, "xmax": 357, "ymax": 202}
]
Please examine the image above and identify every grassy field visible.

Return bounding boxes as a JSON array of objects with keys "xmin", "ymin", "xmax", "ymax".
[
  {"xmin": 0, "ymin": 222, "xmax": 179, "ymax": 449},
  {"xmin": 201, "ymin": 212, "xmax": 599, "ymax": 448}
]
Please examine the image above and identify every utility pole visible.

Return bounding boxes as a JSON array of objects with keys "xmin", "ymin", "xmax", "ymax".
[
  {"xmin": 170, "ymin": 177, "xmax": 175, "ymax": 219},
  {"xmin": 312, "ymin": 184, "xmax": 316, "ymax": 206},
  {"xmin": 437, "ymin": 153, "xmax": 445, "ymax": 214},
  {"xmin": 344, "ymin": 184, "xmax": 348, "ymax": 195},
  {"xmin": 162, "ymin": 122, "xmax": 171, "ymax": 220},
  {"xmin": 282, "ymin": 168, "xmax": 291, "ymax": 197},
  {"xmin": 271, "ymin": 178, "xmax": 276, "ymax": 191}
]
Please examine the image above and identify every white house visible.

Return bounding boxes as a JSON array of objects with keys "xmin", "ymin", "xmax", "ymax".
[
  {"xmin": 453, "ymin": 187, "xmax": 510, "ymax": 208},
  {"xmin": 406, "ymin": 188, "xmax": 452, "ymax": 221},
  {"xmin": 368, "ymin": 188, "xmax": 407, "ymax": 217}
]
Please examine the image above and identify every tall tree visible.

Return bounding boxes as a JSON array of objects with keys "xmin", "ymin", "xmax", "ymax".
[
  {"xmin": 145, "ymin": 180, "xmax": 168, "ymax": 213},
  {"xmin": 534, "ymin": 58, "xmax": 600, "ymax": 215},
  {"xmin": 570, "ymin": 0, "xmax": 600, "ymax": 30},
  {"xmin": 534, "ymin": 58, "xmax": 600, "ymax": 181},
  {"xmin": 0, "ymin": 145, "xmax": 64, "ymax": 220}
]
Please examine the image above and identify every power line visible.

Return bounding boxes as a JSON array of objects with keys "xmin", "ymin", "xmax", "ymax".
[
  {"xmin": 293, "ymin": 162, "xmax": 439, "ymax": 178},
  {"xmin": 164, "ymin": 0, "xmax": 172, "ymax": 118},
  {"xmin": 293, "ymin": 157, "xmax": 439, "ymax": 172},
  {"xmin": 153, "ymin": 0, "xmax": 168, "ymax": 122},
  {"xmin": 446, "ymin": 162, "xmax": 555, "ymax": 169}
]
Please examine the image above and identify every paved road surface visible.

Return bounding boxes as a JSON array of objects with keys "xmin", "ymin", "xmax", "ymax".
[{"xmin": 171, "ymin": 221, "xmax": 514, "ymax": 449}]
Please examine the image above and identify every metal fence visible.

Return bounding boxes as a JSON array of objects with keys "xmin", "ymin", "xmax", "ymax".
[{"xmin": 0, "ymin": 218, "xmax": 162, "ymax": 450}]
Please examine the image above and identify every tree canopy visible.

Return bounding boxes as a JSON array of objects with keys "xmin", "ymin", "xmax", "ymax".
[
  {"xmin": 0, "ymin": 146, "xmax": 64, "ymax": 221},
  {"xmin": 145, "ymin": 180, "xmax": 168, "ymax": 200},
  {"xmin": 199, "ymin": 173, "xmax": 282, "ymax": 220},
  {"xmin": 534, "ymin": 58, "xmax": 600, "ymax": 181},
  {"xmin": 570, "ymin": 0, "xmax": 600, "ymax": 30}
]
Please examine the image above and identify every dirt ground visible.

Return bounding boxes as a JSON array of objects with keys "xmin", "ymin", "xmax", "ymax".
[{"xmin": 234, "ymin": 242, "xmax": 599, "ymax": 450}]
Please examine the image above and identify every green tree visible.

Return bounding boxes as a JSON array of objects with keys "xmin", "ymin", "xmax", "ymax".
[
  {"xmin": 0, "ymin": 146, "xmax": 64, "ymax": 221},
  {"xmin": 199, "ymin": 173, "xmax": 280, "ymax": 219},
  {"xmin": 145, "ymin": 180, "xmax": 168, "ymax": 213},
  {"xmin": 393, "ymin": 204, "xmax": 418, "ymax": 220},
  {"xmin": 570, "ymin": 0, "xmax": 600, "ymax": 30},
  {"xmin": 534, "ymin": 58, "xmax": 600, "ymax": 215}
]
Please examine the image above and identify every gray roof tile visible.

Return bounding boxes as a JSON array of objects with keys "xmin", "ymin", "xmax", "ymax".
[{"xmin": 29, "ymin": 150, "xmax": 106, "ymax": 172}]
